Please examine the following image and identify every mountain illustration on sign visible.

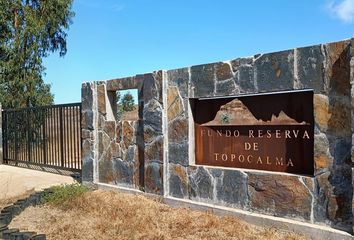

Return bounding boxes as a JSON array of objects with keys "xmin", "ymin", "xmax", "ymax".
[{"xmin": 203, "ymin": 98, "xmax": 307, "ymax": 125}]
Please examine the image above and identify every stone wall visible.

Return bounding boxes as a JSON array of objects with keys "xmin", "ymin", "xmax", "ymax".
[
  {"xmin": 82, "ymin": 38, "xmax": 354, "ymax": 233},
  {"xmin": 0, "ymin": 104, "xmax": 2, "ymax": 165},
  {"xmin": 81, "ymin": 74, "xmax": 165, "ymax": 194},
  {"xmin": 351, "ymin": 38, "xmax": 354, "ymax": 233}
]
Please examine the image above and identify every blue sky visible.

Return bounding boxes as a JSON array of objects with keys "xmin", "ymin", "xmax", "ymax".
[{"xmin": 43, "ymin": 0, "xmax": 354, "ymax": 104}]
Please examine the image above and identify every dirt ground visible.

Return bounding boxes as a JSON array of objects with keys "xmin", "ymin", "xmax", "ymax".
[
  {"xmin": 121, "ymin": 106, "xmax": 139, "ymax": 121},
  {"xmin": 0, "ymin": 165, "xmax": 76, "ymax": 208},
  {"xmin": 10, "ymin": 190, "xmax": 307, "ymax": 240}
]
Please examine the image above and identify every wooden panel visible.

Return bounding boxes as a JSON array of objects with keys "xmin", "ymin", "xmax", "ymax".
[{"xmin": 192, "ymin": 90, "xmax": 314, "ymax": 175}]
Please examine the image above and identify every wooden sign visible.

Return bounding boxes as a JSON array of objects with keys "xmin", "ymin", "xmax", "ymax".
[{"xmin": 191, "ymin": 90, "xmax": 314, "ymax": 175}]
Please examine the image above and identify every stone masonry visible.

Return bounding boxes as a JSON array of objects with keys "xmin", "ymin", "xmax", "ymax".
[
  {"xmin": 82, "ymin": 38, "xmax": 354, "ymax": 233},
  {"xmin": 82, "ymin": 73, "xmax": 164, "ymax": 194}
]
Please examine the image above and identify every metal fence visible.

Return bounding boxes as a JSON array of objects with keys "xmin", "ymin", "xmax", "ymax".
[{"xmin": 2, "ymin": 103, "xmax": 82, "ymax": 172}]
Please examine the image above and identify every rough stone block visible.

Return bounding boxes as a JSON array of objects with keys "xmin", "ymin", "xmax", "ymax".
[
  {"xmin": 169, "ymin": 164, "xmax": 189, "ymax": 198},
  {"xmin": 236, "ymin": 65, "xmax": 256, "ymax": 93},
  {"xmin": 215, "ymin": 170, "xmax": 248, "ymax": 208},
  {"xmin": 106, "ymin": 76, "xmax": 139, "ymax": 91},
  {"xmin": 81, "ymin": 82, "xmax": 93, "ymax": 111},
  {"xmin": 350, "ymin": 57, "xmax": 354, "ymax": 84},
  {"xmin": 190, "ymin": 63, "xmax": 215, "ymax": 98},
  {"xmin": 112, "ymin": 158, "xmax": 134, "ymax": 186},
  {"xmin": 111, "ymin": 141, "xmax": 122, "ymax": 159},
  {"xmin": 351, "ymin": 86, "xmax": 354, "ymax": 113},
  {"xmin": 215, "ymin": 62, "xmax": 233, "ymax": 81},
  {"xmin": 98, "ymin": 150, "xmax": 113, "ymax": 184},
  {"xmin": 143, "ymin": 99, "xmax": 162, "ymax": 132},
  {"xmin": 153, "ymin": 71, "xmax": 163, "ymax": 104},
  {"xmin": 115, "ymin": 122, "xmax": 122, "ymax": 142},
  {"xmin": 81, "ymin": 111, "xmax": 94, "ymax": 130},
  {"xmin": 167, "ymin": 68, "xmax": 189, "ymax": 97},
  {"xmin": 248, "ymin": 173, "xmax": 312, "ymax": 220},
  {"xmin": 82, "ymin": 140, "xmax": 94, "ymax": 181},
  {"xmin": 124, "ymin": 145, "xmax": 137, "ymax": 163},
  {"xmin": 215, "ymin": 79, "xmax": 238, "ymax": 96},
  {"xmin": 97, "ymin": 114, "xmax": 106, "ymax": 130},
  {"xmin": 314, "ymin": 94, "xmax": 351, "ymax": 137},
  {"xmin": 168, "ymin": 117, "xmax": 188, "ymax": 143},
  {"xmin": 81, "ymin": 129, "xmax": 92, "ymax": 140},
  {"xmin": 352, "ymin": 168, "xmax": 354, "ymax": 230},
  {"xmin": 82, "ymin": 138, "xmax": 93, "ymax": 159},
  {"xmin": 168, "ymin": 142, "xmax": 189, "ymax": 166},
  {"xmin": 103, "ymin": 121, "xmax": 116, "ymax": 140},
  {"xmin": 98, "ymin": 131, "xmax": 111, "ymax": 157},
  {"xmin": 296, "ymin": 45, "xmax": 325, "ymax": 91},
  {"xmin": 82, "ymin": 157, "xmax": 94, "ymax": 182},
  {"xmin": 143, "ymin": 74, "xmax": 158, "ymax": 102},
  {"xmin": 122, "ymin": 121, "xmax": 136, "ymax": 148},
  {"xmin": 230, "ymin": 57, "xmax": 253, "ymax": 72},
  {"xmin": 331, "ymin": 137, "xmax": 352, "ymax": 166},
  {"xmin": 2, "ymin": 229, "xmax": 19, "ymax": 239},
  {"xmin": 313, "ymin": 172, "xmax": 331, "ymax": 222},
  {"xmin": 324, "ymin": 41, "xmax": 351, "ymax": 96},
  {"xmin": 254, "ymin": 50, "xmax": 294, "ymax": 91},
  {"xmin": 145, "ymin": 162, "xmax": 163, "ymax": 194},
  {"xmin": 314, "ymin": 94, "xmax": 329, "ymax": 131},
  {"xmin": 314, "ymin": 132, "xmax": 332, "ymax": 173},
  {"xmin": 352, "ymin": 135, "xmax": 354, "ymax": 161},
  {"xmin": 167, "ymin": 86, "xmax": 184, "ymax": 121},
  {"xmin": 97, "ymin": 84, "xmax": 107, "ymax": 115},
  {"xmin": 145, "ymin": 136, "xmax": 163, "ymax": 164},
  {"xmin": 188, "ymin": 167, "xmax": 214, "ymax": 201},
  {"xmin": 143, "ymin": 125, "xmax": 156, "ymax": 144},
  {"xmin": 315, "ymin": 169, "xmax": 353, "ymax": 232}
]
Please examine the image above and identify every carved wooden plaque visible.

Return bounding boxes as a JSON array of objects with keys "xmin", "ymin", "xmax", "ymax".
[{"xmin": 191, "ymin": 90, "xmax": 314, "ymax": 175}]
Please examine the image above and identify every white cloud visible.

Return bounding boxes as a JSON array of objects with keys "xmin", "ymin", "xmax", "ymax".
[
  {"xmin": 112, "ymin": 4, "xmax": 125, "ymax": 12},
  {"xmin": 327, "ymin": 0, "xmax": 354, "ymax": 23}
]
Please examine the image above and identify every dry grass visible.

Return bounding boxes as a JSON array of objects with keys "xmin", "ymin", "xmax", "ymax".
[
  {"xmin": 0, "ymin": 189, "xmax": 34, "ymax": 209},
  {"xmin": 121, "ymin": 106, "xmax": 139, "ymax": 121},
  {"xmin": 10, "ymin": 190, "xmax": 307, "ymax": 240}
]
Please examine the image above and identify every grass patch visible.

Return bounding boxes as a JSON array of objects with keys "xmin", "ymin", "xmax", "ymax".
[
  {"xmin": 42, "ymin": 184, "xmax": 90, "ymax": 207},
  {"xmin": 10, "ymin": 190, "xmax": 308, "ymax": 240}
]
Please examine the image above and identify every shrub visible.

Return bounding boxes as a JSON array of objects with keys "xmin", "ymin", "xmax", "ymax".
[
  {"xmin": 220, "ymin": 112, "xmax": 230, "ymax": 124},
  {"xmin": 42, "ymin": 184, "xmax": 90, "ymax": 206}
]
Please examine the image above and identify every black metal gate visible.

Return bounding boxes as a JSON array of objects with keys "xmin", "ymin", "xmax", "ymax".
[{"xmin": 2, "ymin": 103, "xmax": 81, "ymax": 172}]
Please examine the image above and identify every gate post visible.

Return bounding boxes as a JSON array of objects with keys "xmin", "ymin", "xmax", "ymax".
[{"xmin": 81, "ymin": 82, "xmax": 98, "ymax": 183}]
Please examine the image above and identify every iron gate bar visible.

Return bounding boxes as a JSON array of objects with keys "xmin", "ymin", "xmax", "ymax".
[
  {"xmin": 2, "ymin": 103, "xmax": 82, "ymax": 172},
  {"xmin": 43, "ymin": 108, "xmax": 47, "ymax": 165},
  {"xmin": 59, "ymin": 107, "xmax": 64, "ymax": 168}
]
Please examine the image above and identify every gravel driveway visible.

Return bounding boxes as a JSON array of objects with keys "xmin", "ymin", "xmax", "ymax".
[{"xmin": 0, "ymin": 165, "xmax": 76, "ymax": 202}]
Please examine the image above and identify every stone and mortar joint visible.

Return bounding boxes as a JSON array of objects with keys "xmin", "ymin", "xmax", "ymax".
[{"xmin": 81, "ymin": 37, "xmax": 354, "ymax": 234}]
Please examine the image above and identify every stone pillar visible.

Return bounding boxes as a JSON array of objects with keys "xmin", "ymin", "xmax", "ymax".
[
  {"xmin": 142, "ymin": 72, "xmax": 165, "ymax": 195},
  {"xmin": 81, "ymin": 82, "xmax": 98, "ymax": 183},
  {"xmin": 0, "ymin": 104, "xmax": 2, "ymax": 164},
  {"xmin": 350, "ymin": 38, "xmax": 354, "ymax": 234},
  {"xmin": 351, "ymin": 40, "xmax": 354, "ymax": 162}
]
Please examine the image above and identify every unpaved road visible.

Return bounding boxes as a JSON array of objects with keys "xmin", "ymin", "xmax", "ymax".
[{"xmin": 0, "ymin": 165, "xmax": 76, "ymax": 202}]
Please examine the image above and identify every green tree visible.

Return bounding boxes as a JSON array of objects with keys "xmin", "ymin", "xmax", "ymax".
[
  {"xmin": 121, "ymin": 92, "xmax": 135, "ymax": 112},
  {"xmin": 0, "ymin": 0, "xmax": 74, "ymax": 108},
  {"xmin": 116, "ymin": 91, "xmax": 123, "ymax": 120}
]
